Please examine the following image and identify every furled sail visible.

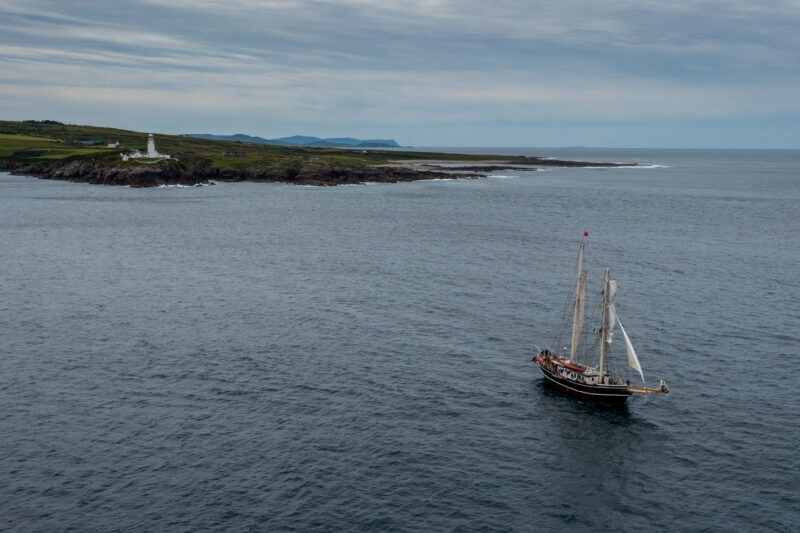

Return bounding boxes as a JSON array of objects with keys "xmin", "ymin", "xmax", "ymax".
[
  {"xmin": 617, "ymin": 317, "xmax": 645, "ymax": 384},
  {"xmin": 570, "ymin": 273, "xmax": 586, "ymax": 358},
  {"xmin": 570, "ymin": 241, "xmax": 586, "ymax": 358}
]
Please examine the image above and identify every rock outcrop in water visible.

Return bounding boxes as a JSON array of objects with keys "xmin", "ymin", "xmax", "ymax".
[{"xmin": 443, "ymin": 158, "xmax": 633, "ymax": 171}]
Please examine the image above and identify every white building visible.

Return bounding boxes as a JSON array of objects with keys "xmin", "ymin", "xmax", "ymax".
[{"xmin": 121, "ymin": 134, "xmax": 170, "ymax": 161}]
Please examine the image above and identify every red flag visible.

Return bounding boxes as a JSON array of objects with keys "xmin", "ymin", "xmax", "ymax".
[{"xmin": 583, "ymin": 232, "xmax": 589, "ymax": 237}]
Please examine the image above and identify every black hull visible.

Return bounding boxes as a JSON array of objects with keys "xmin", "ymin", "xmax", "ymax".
[{"xmin": 537, "ymin": 361, "xmax": 631, "ymax": 406}]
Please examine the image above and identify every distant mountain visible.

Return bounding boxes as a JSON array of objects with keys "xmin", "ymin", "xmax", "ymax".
[
  {"xmin": 185, "ymin": 133, "xmax": 400, "ymax": 148},
  {"xmin": 186, "ymin": 133, "xmax": 277, "ymax": 144},
  {"xmin": 269, "ymin": 135, "xmax": 324, "ymax": 145}
]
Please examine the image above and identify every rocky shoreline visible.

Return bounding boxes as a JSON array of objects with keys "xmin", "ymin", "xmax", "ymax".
[
  {"xmin": 393, "ymin": 157, "xmax": 637, "ymax": 171},
  {"xmin": 0, "ymin": 159, "xmax": 486, "ymax": 187},
  {"xmin": 0, "ymin": 156, "xmax": 636, "ymax": 188}
]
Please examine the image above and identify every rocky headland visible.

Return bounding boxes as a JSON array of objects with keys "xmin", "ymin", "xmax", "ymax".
[
  {"xmin": 0, "ymin": 159, "xmax": 485, "ymax": 187},
  {"xmin": 0, "ymin": 156, "xmax": 637, "ymax": 188},
  {"xmin": 0, "ymin": 121, "xmax": 641, "ymax": 188}
]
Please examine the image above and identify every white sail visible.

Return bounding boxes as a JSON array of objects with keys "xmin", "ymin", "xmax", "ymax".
[
  {"xmin": 617, "ymin": 317, "xmax": 645, "ymax": 384},
  {"xmin": 570, "ymin": 241, "xmax": 585, "ymax": 358},
  {"xmin": 605, "ymin": 279, "xmax": 618, "ymax": 343},
  {"xmin": 607, "ymin": 303, "xmax": 617, "ymax": 342}
]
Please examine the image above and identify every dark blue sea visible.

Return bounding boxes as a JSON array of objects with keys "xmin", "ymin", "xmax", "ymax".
[{"xmin": 1, "ymin": 148, "xmax": 798, "ymax": 531}]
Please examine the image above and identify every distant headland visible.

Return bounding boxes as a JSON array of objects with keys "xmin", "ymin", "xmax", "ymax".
[
  {"xmin": 0, "ymin": 120, "xmax": 638, "ymax": 187},
  {"xmin": 185, "ymin": 133, "xmax": 402, "ymax": 149}
]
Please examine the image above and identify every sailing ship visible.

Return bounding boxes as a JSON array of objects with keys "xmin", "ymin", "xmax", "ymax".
[{"xmin": 533, "ymin": 234, "xmax": 669, "ymax": 405}]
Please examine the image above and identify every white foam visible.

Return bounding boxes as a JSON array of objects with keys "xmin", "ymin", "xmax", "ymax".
[
  {"xmin": 154, "ymin": 181, "xmax": 219, "ymax": 188},
  {"xmin": 578, "ymin": 164, "xmax": 668, "ymax": 170}
]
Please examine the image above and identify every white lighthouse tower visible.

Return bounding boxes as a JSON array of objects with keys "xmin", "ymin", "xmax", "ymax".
[{"xmin": 121, "ymin": 133, "xmax": 170, "ymax": 161}]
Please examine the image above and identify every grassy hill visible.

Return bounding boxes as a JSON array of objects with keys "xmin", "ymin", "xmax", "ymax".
[{"xmin": 0, "ymin": 120, "xmax": 501, "ymax": 173}]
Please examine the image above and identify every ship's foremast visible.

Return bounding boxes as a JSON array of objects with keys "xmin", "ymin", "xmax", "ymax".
[{"xmin": 570, "ymin": 239, "xmax": 586, "ymax": 360}]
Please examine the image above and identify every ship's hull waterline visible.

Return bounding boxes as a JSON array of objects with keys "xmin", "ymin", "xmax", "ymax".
[{"xmin": 537, "ymin": 361, "xmax": 631, "ymax": 406}]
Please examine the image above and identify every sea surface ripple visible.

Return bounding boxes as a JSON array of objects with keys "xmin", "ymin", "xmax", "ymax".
[{"xmin": 1, "ymin": 148, "xmax": 798, "ymax": 531}]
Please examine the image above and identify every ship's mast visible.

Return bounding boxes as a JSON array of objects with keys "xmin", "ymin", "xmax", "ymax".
[
  {"xmin": 570, "ymin": 239, "xmax": 585, "ymax": 359},
  {"xmin": 598, "ymin": 268, "xmax": 610, "ymax": 382}
]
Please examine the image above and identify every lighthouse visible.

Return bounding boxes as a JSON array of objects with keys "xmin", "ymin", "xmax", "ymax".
[{"xmin": 120, "ymin": 133, "xmax": 171, "ymax": 161}]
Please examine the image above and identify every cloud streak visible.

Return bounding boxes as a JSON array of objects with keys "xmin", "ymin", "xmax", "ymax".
[{"xmin": 0, "ymin": 0, "xmax": 798, "ymax": 146}]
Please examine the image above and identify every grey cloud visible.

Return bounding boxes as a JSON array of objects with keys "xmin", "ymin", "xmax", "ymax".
[{"xmin": 1, "ymin": 0, "xmax": 799, "ymax": 146}]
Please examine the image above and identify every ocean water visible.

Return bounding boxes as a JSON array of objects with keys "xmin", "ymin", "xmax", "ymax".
[{"xmin": 1, "ymin": 149, "xmax": 798, "ymax": 531}]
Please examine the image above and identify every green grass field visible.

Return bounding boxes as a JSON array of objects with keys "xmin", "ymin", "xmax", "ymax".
[{"xmin": 0, "ymin": 120, "xmax": 514, "ymax": 171}]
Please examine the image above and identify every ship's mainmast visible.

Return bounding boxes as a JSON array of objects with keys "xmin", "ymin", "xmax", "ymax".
[{"xmin": 598, "ymin": 268, "xmax": 610, "ymax": 382}]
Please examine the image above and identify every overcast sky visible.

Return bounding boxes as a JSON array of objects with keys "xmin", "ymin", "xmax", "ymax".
[{"xmin": 1, "ymin": 0, "xmax": 798, "ymax": 147}]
